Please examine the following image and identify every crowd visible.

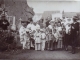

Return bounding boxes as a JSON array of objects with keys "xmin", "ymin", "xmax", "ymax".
[
  {"xmin": 0, "ymin": 7, "xmax": 79, "ymax": 54},
  {"xmin": 19, "ymin": 16, "xmax": 79, "ymax": 54}
]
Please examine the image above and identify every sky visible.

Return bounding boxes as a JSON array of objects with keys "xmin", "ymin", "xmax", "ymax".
[{"xmin": 27, "ymin": 0, "xmax": 80, "ymax": 13}]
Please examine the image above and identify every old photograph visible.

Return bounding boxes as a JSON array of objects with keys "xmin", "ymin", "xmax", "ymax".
[{"xmin": 0, "ymin": 0, "xmax": 80, "ymax": 60}]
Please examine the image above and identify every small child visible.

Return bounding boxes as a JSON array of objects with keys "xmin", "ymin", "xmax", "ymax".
[
  {"xmin": 45, "ymin": 27, "xmax": 49, "ymax": 50},
  {"xmin": 57, "ymin": 30, "xmax": 63, "ymax": 49},
  {"xmin": 48, "ymin": 29, "xmax": 54, "ymax": 51},
  {"xmin": 52, "ymin": 29, "xmax": 58, "ymax": 50},
  {"xmin": 62, "ymin": 27, "xmax": 66, "ymax": 50},
  {"xmin": 40, "ymin": 29, "xmax": 46, "ymax": 51},
  {"xmin": 34, "ymin": 28, "xmax": 41, "ymax": 51}
]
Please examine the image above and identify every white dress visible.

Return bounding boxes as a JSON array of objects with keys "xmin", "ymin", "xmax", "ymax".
[
  {"xmin": 19, "ymin": 26, "xmax": 30, "ymax": 49},
  {"xmin": 34, "ymin": 31, "xmax": 41, "ymax": 50},
  {"xmin": 41, "ymin": 33, "xmax": 46, "ymax": 51},
  {"xmin": 34, "ymin": 31, "xmax": 41, "ymax": 43}
]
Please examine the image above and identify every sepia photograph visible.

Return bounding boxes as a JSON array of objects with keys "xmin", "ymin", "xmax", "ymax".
[{"xmin": 0, "ymin": 0, "xmax": 80, "ymax": 60}]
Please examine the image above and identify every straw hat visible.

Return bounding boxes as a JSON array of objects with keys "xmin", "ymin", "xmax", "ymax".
[
  {"xmin": 40, "ymin": 29, "xmax": 44, "ymax": 32},
  {"xmin": 21, "ymin": 20, "xmax": 30, "ymax": 24}
]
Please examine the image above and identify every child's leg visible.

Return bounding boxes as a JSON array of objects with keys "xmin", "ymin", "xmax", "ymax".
[
  {"xmin": 38, "ymin": 43, "xmax": 41, "ymax": 50},
  {"xmin": 45, "ymin": 41, "xmax": 48, "ymax": 50},
  {"xmin": 60, "ymin": 40, "xmax": 62, "ymax": 49},
  {"xmin": 49, "ymin": 40, "xmax": 52, "ymax": 50},
  {"xmin": 61, "ymin": 40, "xmax": 63, "ymax": 49},
  {"xmin": 23, "ymin": 42, "xmax": 26, "ymax": 49},
  {"xmin": 41, "ymin": 40, "xmax": 45, "ymax": 51},
  {"xmin": 49, "ymin": 40, "xmax": 51, "ymax": 50},
  {"xmin": 57, "ymin": 40, "xmax": 60, "ymax": 49},
  {"xmin": 43, "ymin": 40, "xmax": 45, "ymax": 50},
  {"xmin": 35, "ymin": 43, "xmax": 37, "ymax": 50},
  {"xmin": 41, "ymin": 41, "xmax": 43, "ymax": 51},
  {"xmin": 47, "ymin": 41, "xmax": 49, "ymax": 50},
  {"xmin": 53, "ymin": 42, "xmax": 55, "ymax": 50},
  {"xmin": 55, "ymin": 42, "xmax": 58, "ymax": 50},
  {"xmin": 27, "ymin": 42, "xmax": 30, "ymax": 49},
  {"xmin": 50, "ymin": 40, "xmax": 53, "ymax": 50}
]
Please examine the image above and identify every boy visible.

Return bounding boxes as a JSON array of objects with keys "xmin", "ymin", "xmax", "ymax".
[
  {"xmin": 45, "ymin": 27, "xmax": 49, "ymax": 50},
  {"xmin": 62, "ymin": 27, "xmax": 66, "ymax": 50},
  {"xmin": 48, "ymin": 29, "xmax": 54, "ymax": 51},
  {"xmin": 34, "ymin": 28, "xmax": 41, "ymax": 51},
  {"xmin": 40, "ymin": 29, "xmax": 46, "ymax": 51}
]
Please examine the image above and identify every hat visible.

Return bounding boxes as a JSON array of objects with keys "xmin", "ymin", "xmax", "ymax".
[
  {"xmin": 28, "ymin": 18, "xmax": 33, "ymax": 22},
  {"xmin": 36, "ymin": 27, "xmax": 40, "ymax": 30},
  {"xmin": 21, "ymin": 20, "xmax": 30, "ymax": 24},
  {"xmin": 73, "ymin": 16, "xmax": 78, "ymax": 20},
  {"xmin": 40, "ymin": 29, "xmax": 44, "ymax": 32},
  {"xmin": 49, "ymin": 20, "xmax": 54, "ymax": 24}
]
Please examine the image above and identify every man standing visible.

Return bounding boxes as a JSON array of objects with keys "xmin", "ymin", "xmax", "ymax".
[
  {"xmin": 0, "ymin": 14, "xmax": 9, "ymax": 30},
  {"xmin": 71, "ymin": 16, "xmax": 79, "ymax": 54}
]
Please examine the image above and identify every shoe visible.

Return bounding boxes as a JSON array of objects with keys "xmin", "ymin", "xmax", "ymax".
[
  {"xmin": 65, "ymin": 48, "xmax": 68, "ymax": 51},
  {"xmin": 72, "ymin": 52, "xmax": 75, "ymax": 54},
  {"xmin": 72, "ymin": 50, "xmax": 75, "ymax": 54}
]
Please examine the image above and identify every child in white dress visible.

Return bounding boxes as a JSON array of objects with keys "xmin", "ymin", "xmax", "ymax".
[
  {"xmin": 34, "ymin": 28, "xmax": 41, "ymax": 51},
  {"xmin": 40, "ymin": 29, "xmax": 46, "ymax": 51}
]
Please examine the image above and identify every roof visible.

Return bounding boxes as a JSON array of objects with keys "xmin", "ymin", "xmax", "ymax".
[
  {"xmin": 42, "ymin": 11, "xmax": 60, "ymax": 20},
  {"xmin": 63, "ymin": 12, "xmax": 77, "ymax": 18}
]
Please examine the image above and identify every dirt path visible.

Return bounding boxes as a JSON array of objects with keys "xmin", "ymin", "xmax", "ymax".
[{"xmin": 1, "ymin": 49, "xmax": 80, "ymax": 60}]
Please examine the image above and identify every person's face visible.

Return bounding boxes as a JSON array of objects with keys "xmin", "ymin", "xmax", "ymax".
[
  {"xmin": 63, "ymin": 28, "xmax": 66, "ymax": 31},
  {"xmin": 53, "ymin": 30, "xmax": 56, "ymax": 33},
  {"xmin": 50, "ymin": 32, "xmax": 52, "ymax": 34},
  {"xmin": 30, "ymin": 21, "xmax": 33, "ymax": 24},
  {"xmin": 54, "ymin": 23, "xmax": 57, "ymax": 27},
  {"xmin": 58, "ymin": 23, "xmax": 61, "ymax": 27},
  {"xmin": 41, "ymin": 31, "xmax": 43, "ymax": 33},
  {"xmin": 34, "ymin": 22, "xmax": 36, "ymax": 25},
  {"xmin": 22, "ymin": 23, "xmax": 27, "ymax": 27},
  {"xmin": 37, "ymin": 29, "xmax": 40, "ymax": 32},
  {"xmin": 68, "ymin": 24, "xmax": 71, "ymax": 27},
  {"xmin": 50, "ymin": 22, "xmax": 54, "ymax": 26}
]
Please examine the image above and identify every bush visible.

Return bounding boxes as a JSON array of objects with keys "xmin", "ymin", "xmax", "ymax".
[{"xmin": 0, "ymin": 31, "xmax": 16, "ymax": 51}]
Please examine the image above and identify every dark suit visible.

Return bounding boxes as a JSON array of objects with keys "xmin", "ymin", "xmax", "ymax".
[
  {"xmin": 0, "ymin": 19, "xmax": 9, "ymax": 30},
  {"xmin": 71, "ymin": 22, "xmax": 79, "ymax": 53}
]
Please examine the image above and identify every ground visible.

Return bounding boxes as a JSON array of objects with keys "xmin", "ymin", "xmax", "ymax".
[{"xmin": 0, "ymin": 48, "xmax": 80, "ymax": 60}]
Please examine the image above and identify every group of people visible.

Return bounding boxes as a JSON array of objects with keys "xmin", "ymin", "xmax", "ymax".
[{"xmin": 19, "ymin": 16, "xmax": 79, "ymax": 54}]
